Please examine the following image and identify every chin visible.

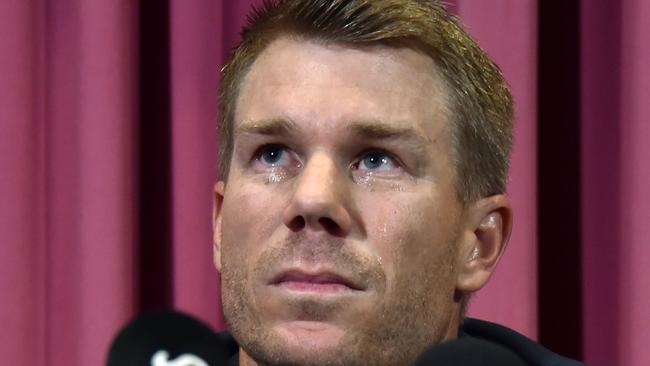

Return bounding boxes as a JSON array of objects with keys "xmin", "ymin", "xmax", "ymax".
[
  {"xmin": 275, "ymin": 320, "xmax": 347, "ymax": 350},
  {"xmin": 243, "ymin": 321, "xmax": 354, "ymax": 366}
]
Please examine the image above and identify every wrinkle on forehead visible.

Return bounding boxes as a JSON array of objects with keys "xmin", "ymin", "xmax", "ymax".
[{"xmin": 235, "ymin": 36, "xmax": 451, "ymax": 141}]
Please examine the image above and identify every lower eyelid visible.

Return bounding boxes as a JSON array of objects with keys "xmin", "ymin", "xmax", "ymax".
[
  {"xmin": 357, "ymin": 153, "xmax": 400, "ymax": 170},
  {"xmin": 255, "ymin": 152, "xmax": 303, "ymax": 172}
]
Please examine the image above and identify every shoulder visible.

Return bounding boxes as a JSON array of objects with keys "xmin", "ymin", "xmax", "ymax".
[{"xmin": 460, "ymin": 318, "xmax": 586, "ymax": 366}]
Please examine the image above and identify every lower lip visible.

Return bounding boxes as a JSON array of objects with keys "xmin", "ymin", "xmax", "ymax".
[{"xmin": 274, "ymin": 281, "xmax": 355, "ymax": 294}]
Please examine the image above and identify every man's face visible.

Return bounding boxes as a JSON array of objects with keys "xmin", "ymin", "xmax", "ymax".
[{"xmin": 214, "ymin": 38, "xmax": 466, "ymax": 366}]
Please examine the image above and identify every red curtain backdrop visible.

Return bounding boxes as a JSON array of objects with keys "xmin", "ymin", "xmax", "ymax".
[{"xmin": 1, "ymin": 0, "xmax": 648, "ymax": 365}]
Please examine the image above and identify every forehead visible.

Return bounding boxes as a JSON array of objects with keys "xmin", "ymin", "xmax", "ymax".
[{"xmin": 235, "ymin": 37, "xmax": 449, "ymax": 140}]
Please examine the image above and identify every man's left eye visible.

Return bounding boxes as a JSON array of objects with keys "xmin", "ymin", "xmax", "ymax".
[{"xmin": 356, "ymin": 151, "xmax": 399, "ymax": 171}]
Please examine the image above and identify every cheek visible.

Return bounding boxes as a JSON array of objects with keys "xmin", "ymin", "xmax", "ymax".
[
  {"xmin": 362, "ymin": 191, "xmax": 459, "ymax": 286},
  {"xmin": 221, "ymin": 183, "xmax": 284, "ymax": 263}
]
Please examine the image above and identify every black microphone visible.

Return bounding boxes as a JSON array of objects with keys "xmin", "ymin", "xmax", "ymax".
[
  {"xmin": 415, "ymin": 336, "xmax": 528, "ymax": 366},
  {"xmin": 106, "ymin": 310, "xmax": 234, "ymax": 366}
]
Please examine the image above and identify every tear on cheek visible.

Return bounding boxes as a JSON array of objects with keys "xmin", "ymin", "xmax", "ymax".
[
  {"xmin": 266, "ymin": 170, "xmax": 290, "ymax": 184},
  {"xmin": 352, "ymin": 174, "xmax": 413, "ymax": 192}
]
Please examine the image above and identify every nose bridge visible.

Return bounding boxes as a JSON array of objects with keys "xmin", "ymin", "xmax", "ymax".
[
  {"xmin": 283, "ymin": 151, "xmax": 352, "ymax": 236},
  {"xmin": 298, "ymin": 152, "xmax": 341, "ymax": 197}
]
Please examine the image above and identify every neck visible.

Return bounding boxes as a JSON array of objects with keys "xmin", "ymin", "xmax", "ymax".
[
  {"xmin": 239, "ymin": 349, "xmax": 257, "ymax": 366},
  {"xmin": 444, "ymin": 306, "xmax": 462, "ymax": 341}
]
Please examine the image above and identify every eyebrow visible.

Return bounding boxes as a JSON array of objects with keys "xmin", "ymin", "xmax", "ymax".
[
  {"xmin": 235, "ymin": 118, "xmax": 299, "ymax": 137},
  {"xmin": 348, "ymin": 120, "xmax": 430, "ymax": 146},
  {"xmin": 235, "ymin": 118, "xmax": 432, "ymax": 152}
]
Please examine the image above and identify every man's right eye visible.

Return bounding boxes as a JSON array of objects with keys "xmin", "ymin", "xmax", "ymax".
[{"xmin": 255, "ymin": 144, "xmax": 291, "ymax": 167}]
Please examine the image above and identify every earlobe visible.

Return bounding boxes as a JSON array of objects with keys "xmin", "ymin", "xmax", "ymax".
[
  {"xmin": 213, "ymin": 181, "xmax": 225, "ymax": 272},
  {"xmin": 456, "ymin": 195, "xmax": 513, "ymax": 292}
]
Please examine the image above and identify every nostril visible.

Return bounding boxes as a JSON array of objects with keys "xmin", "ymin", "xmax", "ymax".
[
  {"xmin": 287, "ymin": 216, "xmax": 306, "ymax": 232},
  {"xmin": 318, "ymin": 217, "xmax": 344, "ymax": 237}
]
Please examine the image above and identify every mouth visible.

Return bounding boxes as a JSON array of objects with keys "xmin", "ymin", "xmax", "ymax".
[{"xmin": 269, "ymin": 269, "xmax": 365, "ymax": 294}]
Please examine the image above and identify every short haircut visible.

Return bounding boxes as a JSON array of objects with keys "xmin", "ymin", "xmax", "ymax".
[{"xmin": 218, "ymin": 0, "xmax": 514, "ymax": 204}]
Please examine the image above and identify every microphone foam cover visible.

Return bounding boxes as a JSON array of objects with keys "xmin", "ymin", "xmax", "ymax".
[{"xmin": 106, "ymin": 310, "xmax": 229, "ymax": 366}]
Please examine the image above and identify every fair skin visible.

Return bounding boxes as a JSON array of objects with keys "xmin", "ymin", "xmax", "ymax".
[{"xmin": 213, "ymin": 37, "xmax": 512, "ymax": 366}]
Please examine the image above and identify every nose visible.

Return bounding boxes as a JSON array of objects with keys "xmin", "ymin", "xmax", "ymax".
[{"xmin": 282, "ymin": 152, "xmax": 353, "ymax": 237}]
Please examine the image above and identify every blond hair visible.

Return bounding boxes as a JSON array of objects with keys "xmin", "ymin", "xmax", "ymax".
[{"xmin": 218, "ymin": 0, "xmax": 514, "ymax": 204}]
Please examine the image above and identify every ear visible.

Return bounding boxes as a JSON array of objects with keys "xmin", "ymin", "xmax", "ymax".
[
  {"xmin": 213, "ymin": 181, "xmax": 225, "ymax": 272},
  {"xmin": 455, "ymin": 194, "xmax": 513, "ymax": 292}
]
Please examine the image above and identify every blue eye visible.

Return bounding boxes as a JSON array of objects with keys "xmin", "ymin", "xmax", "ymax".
[
  {"xmin": 358, "ymin": 151, "xmax": 398, "ymax": 171},
  {"xmin": 258, "ymin": 145, "xmax": 286, "ymax": 165}
]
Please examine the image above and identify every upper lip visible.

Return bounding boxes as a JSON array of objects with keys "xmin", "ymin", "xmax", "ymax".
[{"xmin": 270, "ymin": 269, "xmax": 365, "ymax": 291}]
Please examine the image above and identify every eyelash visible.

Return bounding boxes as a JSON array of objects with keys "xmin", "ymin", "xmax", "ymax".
[
  {"xmin": 251, "ymin": 144, "xmax": 404, "ymax": 172},
  {"xmin": 351, "ymin": 149, "xmax": 402, "ymax": 171},
  {"xmin": 252, "ymin": 143, "xmax": 295, "ymax": 166}
]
